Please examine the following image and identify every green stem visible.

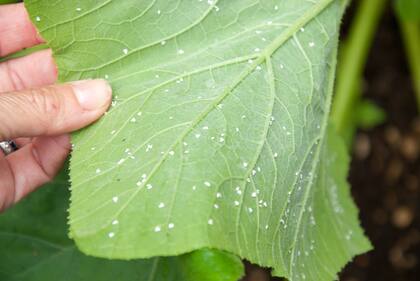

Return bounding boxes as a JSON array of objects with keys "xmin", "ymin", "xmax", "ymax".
[
  {"xmin": 398, "ymin": 20, "xmax": 420, "ymax": 111},
  {"xmin": 331, "ymin": 0, "xmax": 387, "ymax": 135}
]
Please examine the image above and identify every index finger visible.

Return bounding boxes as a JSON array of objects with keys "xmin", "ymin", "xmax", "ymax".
[{"xmin": 0, "ymin": 3, "xmax": 44, "ymax": 57}]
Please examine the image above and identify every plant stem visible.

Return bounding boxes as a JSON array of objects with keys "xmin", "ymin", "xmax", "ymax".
[
  {"xmin": 331, "ymin": 0, "xmax": 388, "ymax": 136},
  {"xmin": 398, "ymin": 20, "xmax": 420, "ymax": 111}
]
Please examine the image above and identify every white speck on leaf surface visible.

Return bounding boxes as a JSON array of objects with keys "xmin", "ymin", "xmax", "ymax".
[{"xmin": 58, "ymin": 0, "xmax": 372, "ymax": 277}]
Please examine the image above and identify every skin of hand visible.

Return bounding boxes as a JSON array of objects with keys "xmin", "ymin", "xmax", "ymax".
[{"xmin": 0, "ymin": 3, "xmax": 112, "ymax": 211}]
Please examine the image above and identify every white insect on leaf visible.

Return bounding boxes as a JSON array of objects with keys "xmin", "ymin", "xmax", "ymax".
[{"xmin": 34, "ymin": 0, "xmax": 373, "ymax": 279}]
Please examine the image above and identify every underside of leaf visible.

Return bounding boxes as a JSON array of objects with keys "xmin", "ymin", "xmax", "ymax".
[{"xmin": 25, "ymin": 0, "xmax": 371, "ymax": 280}]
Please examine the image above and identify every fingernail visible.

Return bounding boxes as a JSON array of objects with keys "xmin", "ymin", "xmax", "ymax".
[{"xmin": 71, "ymin": 79, "xmax": 112, "ymax": 111}]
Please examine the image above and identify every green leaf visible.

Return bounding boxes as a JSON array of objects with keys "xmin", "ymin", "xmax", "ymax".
[
  {"xmin": 396, "ymin": 0, "xmax": 420, "ymax": 21},
  {"xmin": 0, "ymin": 45, "xmax": 49, "ymax": 63},
  {"xmin": 0, "ymin": 170, "xmax": 244, "ymax": 281},
  {"xmin": 355, "ymin": 100, "xmax": 386, "ymax": 130},
  {"xmin": 0, "ymin": 0, "xmax": 21, "ymax": 5},
  {"xmin": 25, "ymin": 0, "xmax": 371, "ymax": 280}
]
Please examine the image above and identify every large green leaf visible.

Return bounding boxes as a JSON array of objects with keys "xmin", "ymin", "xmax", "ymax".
[
  {"xmin": 0, "ymin": 170, "xmax": 244, "ymax": 281},
  {"xmin": 25, "ymin": 0, "xmax": 371, "ymax": 280}
]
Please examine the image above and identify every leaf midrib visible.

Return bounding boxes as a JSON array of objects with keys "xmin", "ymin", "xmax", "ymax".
[
  {"xmin": 71, "ymin": 0, "xmax": 336, "ymax": 240},
  {"xmin": 71, "ymin": 1, "xmax": 331, "ymax": 170},
  {"xmin": 71, "ymin": 54, "xmax": 258, "ymax": 171}
]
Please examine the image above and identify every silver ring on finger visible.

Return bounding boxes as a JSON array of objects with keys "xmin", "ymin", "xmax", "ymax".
[{"xmin": 0, "ymin": 140, "xmax": 18, "ymax": 156}]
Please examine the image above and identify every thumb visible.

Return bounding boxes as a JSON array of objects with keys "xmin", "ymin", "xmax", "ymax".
[{"xmin": 0, "ymin": 79, "xmax": 112, "ymax": 140}]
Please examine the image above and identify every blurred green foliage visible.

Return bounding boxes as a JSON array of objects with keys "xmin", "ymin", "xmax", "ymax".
[
  {"xmin": 395, "ymin": 0, "xmax": 420, "ymax": 111},
  {"xmin": 396, "ymin": 0, "xmax": 420, "ymax": 21},
  {"xmin": 355, "ymin": 100, "xmax": 386, "ymax": 130},
  {"xmin": 0, "ymin": 0, "xmax": 21, "ymax": 4}
]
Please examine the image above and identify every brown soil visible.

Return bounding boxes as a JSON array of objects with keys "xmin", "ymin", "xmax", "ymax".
[{"xmin": 340, "ymin": 2, "xmax": 420, "ymax": 281}]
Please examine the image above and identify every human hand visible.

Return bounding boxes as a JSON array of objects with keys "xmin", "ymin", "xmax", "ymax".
[{"xmin": 0, "ymin": 3, "xmax": 112, "ymax": 211}]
